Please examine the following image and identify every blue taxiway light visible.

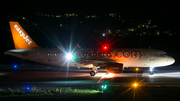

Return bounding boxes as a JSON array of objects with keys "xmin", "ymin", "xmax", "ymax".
[
  {"xmin": 26, "ymin": 87, "xmax": 30, "ymax": 90},
  {"xmin": 14, "ymin": 65, "xmax": 17, "ymax": 68}
]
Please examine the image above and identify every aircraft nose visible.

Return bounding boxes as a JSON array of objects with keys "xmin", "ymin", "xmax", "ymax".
[
  {"xmin": 171, "ymin": 57, "xmax": 175, "ymax": 64},
  {"xmin": 168, "ymin": 57, "xmax": 175, "ymax": 65}
]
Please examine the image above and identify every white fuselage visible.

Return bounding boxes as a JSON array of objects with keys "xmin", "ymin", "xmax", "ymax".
[{"xmin": 6, "ymin": 48, "xmax": 175, "ymax": 68}]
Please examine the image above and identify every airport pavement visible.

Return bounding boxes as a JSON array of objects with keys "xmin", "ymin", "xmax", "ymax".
[{"xmin": 0, "ymin": 68, "xmax": 180, "ymax": 89}]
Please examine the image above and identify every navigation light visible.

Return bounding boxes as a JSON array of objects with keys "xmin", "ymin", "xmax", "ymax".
[{"xmin": 72, "ymin": 57, "xmax": 76, "ymax": 60}]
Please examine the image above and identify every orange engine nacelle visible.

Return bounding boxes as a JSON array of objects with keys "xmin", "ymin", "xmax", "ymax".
[{"xmin": 106, "ymin": 63, "xmax": 123, "ymax": 73}]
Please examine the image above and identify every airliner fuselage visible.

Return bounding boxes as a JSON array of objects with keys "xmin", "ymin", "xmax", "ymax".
[{"xmin": 6, "ymin": 48, "xmax": 175, "ymax": 68}]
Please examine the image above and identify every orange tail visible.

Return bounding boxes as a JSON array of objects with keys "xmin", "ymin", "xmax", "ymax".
[{"xmin": 9, "ymin": 21, "xmax": 40, "ymax": 49}]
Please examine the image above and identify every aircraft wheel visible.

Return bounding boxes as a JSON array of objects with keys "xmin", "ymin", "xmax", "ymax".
[
  {"xmin": 150, "ymin": 72, "xmax": 154, "ymax": 75},
  {"xmin": 90, "ymin": 71, "xmax": 96, "ymax": 76},
  {"xmin": 95, "ymin": 69, "xmax": 98, "ymax": 74}
]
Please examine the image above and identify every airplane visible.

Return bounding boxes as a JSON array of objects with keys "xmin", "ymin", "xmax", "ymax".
[{"xmin": 6, "ymin": 21, "xmax": 175, "ymax": 76}]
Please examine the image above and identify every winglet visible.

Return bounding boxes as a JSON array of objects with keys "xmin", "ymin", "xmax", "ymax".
[{"xmin": 9, "ymin": 21, "xmax": 40, "ymax": 49}]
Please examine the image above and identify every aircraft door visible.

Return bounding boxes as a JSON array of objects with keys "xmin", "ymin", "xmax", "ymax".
[
  {"xmin": 32, "ymin": 51, "xmax": 42, "ymax": 60},
  {"xmin": 149, "ymin": 51, "xmax": 155, "ymax": 61}
]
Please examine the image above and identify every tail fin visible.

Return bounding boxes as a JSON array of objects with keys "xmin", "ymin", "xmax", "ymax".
[{"xmin": 9, "ymin": 21, "xmax": 40, "ymax": 49}]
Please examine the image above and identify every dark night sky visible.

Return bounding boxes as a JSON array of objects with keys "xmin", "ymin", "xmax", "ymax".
[
  {"xmin": 1, "ymin": 0, "xmax": 180, "ymax": 15},
  {"xmin": 0, "ymin": 0, "xmax": 180, "ymax": 65},
  {"xmin": 0, "ymin": 0, "xmax": 180, "ymax": 47},
  {"xmin": 1, "ymin": 0, "xmax": 180, "ymax": 46}
]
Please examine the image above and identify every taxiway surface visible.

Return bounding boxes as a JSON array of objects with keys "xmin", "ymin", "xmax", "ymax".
[{"xmin": 0, "ymin": 67, "xmax": 180, "ymax": 89}]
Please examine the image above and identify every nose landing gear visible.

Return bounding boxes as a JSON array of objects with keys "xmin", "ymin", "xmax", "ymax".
[
  {"xmin": 150, "ymin": 67, "xmax": 154, "ymax": 75},
  {"xmin": 90, "ymin": 65, "xmax": 99, "ymax": 76}
]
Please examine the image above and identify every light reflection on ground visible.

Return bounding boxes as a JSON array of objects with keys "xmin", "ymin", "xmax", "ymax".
[
  {"xmin": 97, "ymin": 73, "xmax": 115, "ymax": 83},
  {"xmin": 40, "ymin": 80, "xmax": 97, "ymax": 84},
  {"xmin": 142, "ymin": 72, "xmax": 180, "ymax": 78}
]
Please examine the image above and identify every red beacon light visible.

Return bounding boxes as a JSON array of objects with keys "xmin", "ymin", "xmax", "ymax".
[
  {"xmin": 103, "ymin": 46, "xmax": 108, "ymax": 50},
  {"xmin": 104, "ymin": 46, "xmax": 107, "ymax": 49}
]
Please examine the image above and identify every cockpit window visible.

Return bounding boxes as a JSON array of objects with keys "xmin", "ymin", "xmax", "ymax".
[{"xmin": 160, "ymin": 53, "xmax": 167, "ymax": 56}]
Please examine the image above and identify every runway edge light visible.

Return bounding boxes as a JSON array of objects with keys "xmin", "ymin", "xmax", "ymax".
[
  {"xmin": 14, "ymin": 65, "xmax": 17, "ymax": 69},
  {"xmin": 133, "ymin": 83, "xmax": 137, "ymax": 87},
  {"xmin": 102, "ymin": 84, "xmax": 107, "ymax": 89},
  {"xmin": 26, "ymin": 87, "xmax": 30, "ymax": 90}
]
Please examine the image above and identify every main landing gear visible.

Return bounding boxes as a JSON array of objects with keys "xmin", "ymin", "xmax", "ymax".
[
  {"xmin": 90, "ymin": 69, "xmax": 98, "ymax": 76},
  {"xmin": 90, "ymin": 65, "xmax": 99, "ymax": 76},
  {"xmin": 150, "ymin": 67, "xmax": 154, "ymax": 75}
]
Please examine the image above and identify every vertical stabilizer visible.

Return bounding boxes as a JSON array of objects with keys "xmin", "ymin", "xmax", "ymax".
[{"xmin": 9, "ymin": 21, "xmax": 40, "ymax": 49}]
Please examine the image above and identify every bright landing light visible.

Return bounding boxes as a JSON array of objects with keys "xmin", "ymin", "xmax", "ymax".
[{"xmin": 66, "ymin": 53, "xmax": 73, "ymax": 60}]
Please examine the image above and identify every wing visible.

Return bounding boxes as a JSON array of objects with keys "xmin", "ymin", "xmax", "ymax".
[{"xmin": 74, "ymin": 58, "xmax": 117, "ymax": 66}]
